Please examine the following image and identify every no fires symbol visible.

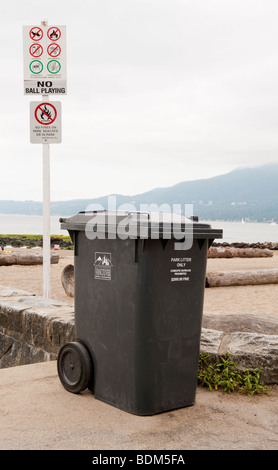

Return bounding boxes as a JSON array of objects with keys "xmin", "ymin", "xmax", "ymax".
[{"xmin": 35, "ymin": 103, "xmax": 57, "ymax": 125}]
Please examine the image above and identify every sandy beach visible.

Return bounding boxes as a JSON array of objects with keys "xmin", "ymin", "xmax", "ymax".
[
  {"xmin": 205, "ymin": 251, "xmax": 278, "ymax": 315},
  {"xmin": 0, "ymin": 247, "xmax": 278, "ymax": 316}
]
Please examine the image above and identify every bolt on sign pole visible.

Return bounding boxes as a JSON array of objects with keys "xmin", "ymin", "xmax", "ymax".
[{"xmin": 23, "ymin": 19, "xmax": 66, "ymax": 298}]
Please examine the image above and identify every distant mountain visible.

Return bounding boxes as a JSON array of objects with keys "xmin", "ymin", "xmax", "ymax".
[{"xmin": 1, "ymin": 163, "xmax": 278, "ymax": 222}]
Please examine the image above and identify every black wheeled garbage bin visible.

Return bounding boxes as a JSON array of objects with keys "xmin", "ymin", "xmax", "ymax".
[{"xmin": 57, "ymin": 210, "xmax": 222, "ymax": 415}]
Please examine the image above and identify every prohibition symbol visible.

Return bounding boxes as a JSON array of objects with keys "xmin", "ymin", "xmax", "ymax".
[
  {"xmin": 47, "ymin": 27, "xmax": 61, "ymax": 41},
  {"xmin": 47, "ymin": 43, "xmax": 61, "ymax": 57},
  {"xmin": 35, "ymin": 103, "xmax": 57, "ymax": 125},
  {"xmin": 29, "ymin": 43, "xmax": 43, "ymax": 58},
  {"xmin": 29, "ymin": 27, "xmax": 43, "ymax": 41}
]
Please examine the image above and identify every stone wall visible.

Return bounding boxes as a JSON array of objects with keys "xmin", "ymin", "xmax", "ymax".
[
  {"xmin": 200, "ymin": 328, "xmax": 278, "ymax": 385},
  {"xmin": 0, "ymin": 285, "xmax": 277, "ymax": 384},
  {"xmin": 0, "ymin": 286, "xmax": 74, "ymax": 369}
]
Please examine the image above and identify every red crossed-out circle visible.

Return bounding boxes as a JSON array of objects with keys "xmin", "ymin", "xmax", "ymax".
[
  {"xmin": 47, "ymin": 43, "xmax": 61, "ymax": 57},
  {"xmin": 47, "ymin": 27, "xmax": 61, "ymax": 41},
  {"xmin": 35, "ymin": 103, "xmax": 57, "ymax": 125},
  {"xmin": 29, "ymin": 27, "xmax": 43, "ymax": 41},
  {"xmin": 29, "ymin": 43, "xmax": 43, "ymax": 58}
]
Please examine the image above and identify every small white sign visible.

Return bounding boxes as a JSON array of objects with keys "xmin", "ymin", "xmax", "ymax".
[
  {"xmin": 23, "ymin": 25, "xmax": 67, "ymax": 95},
  {"xmin": 30, "ymin": 101, "xmax": 62, "ymax": 143}
]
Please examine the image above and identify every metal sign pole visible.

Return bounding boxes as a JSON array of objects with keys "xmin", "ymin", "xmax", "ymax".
[
  {"xmin": 42, "ymin": 105, "xmax": 51, "ymax": 299},
  {"xmin": 41, "ymin": 20, "xmax": 51, "ymax": 299},
  {"xmin": 43, "ymin": 132, "xmax": 51, "ymax": 298}
]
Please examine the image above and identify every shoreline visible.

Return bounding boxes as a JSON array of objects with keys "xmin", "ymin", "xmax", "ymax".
[{"xmin": 1, "ymin": 234, "xmax": 278, "ymax": 251}]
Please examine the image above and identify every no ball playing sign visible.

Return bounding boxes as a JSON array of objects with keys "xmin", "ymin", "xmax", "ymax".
[
  {"xmin": 30, "ymin": 101, "xmax": 61, "ymax": 143},
  {"xmin": 23, "ymin": 24, "xmax": 67, "ymax": 95}
]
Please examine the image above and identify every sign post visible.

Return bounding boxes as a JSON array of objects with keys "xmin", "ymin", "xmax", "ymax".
[
  {"xmin": 23, "ymin": 20, "xmax": 66, "ymax": 298},
  {"xmin": 42, "ymin": 95, "xmax": 51, "ymax": 299}
]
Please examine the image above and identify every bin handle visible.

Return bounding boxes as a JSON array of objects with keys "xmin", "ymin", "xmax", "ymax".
[
  {"xmin": 92, "ymin": 210, "xmax": 150, "ymax": 219},
  {"xmin": 127, "ymin": 211, "xmax": 150, "ymax": 219}
]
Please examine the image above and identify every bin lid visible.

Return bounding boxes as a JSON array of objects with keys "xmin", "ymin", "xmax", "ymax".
[{"xmin": 60, "ymin": 210, "xmax": 223, "ymax": 240}]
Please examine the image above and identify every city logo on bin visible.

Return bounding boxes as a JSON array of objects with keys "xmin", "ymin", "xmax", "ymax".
[{"xmin": 94, "ymin": 252, "xmax": 113, "ymax": 281}]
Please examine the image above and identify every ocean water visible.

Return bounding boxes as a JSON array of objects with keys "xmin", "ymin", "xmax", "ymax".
[
  {"xmin": 202, "ymin": 220, "xmax": 278, "ymax": 244},
  {"xmin": 0, "ymin": 214, "xmax": 65, "ymax": 236},
  {"xmin": 1, "ymin": 214, "xmax": 278, "ymax": 244}
]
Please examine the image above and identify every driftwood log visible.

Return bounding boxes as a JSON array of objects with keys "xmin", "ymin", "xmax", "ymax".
[
  {"xmin": 61, "ymin": 264, "xmax": 278, "ymax": 295},
  {"xmin": 61, "ymin": 264, "xmax": 74, "ymax": 297},
  {"xmin": 208, "ymin": 246, "xmax": 273, "ymax": 258},
  {"xmin": 0, "ymin": 251, "xmax": 59, "ymax": 266},
  {"xmin": 206, "ymin": 268, "xmax": 278, "ymax": 287}
]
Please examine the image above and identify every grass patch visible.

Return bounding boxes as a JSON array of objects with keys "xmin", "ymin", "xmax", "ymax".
[
  {"xmin": 0, "ymin": 234, "xmax": 73, "ymax": 249},
  {"xmin": 198, "ymin": 353, "xmax": 269, "ymax": 396}
]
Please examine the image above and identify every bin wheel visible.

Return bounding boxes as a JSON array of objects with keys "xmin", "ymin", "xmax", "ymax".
[{"xmin": 57, "ymin": 341, "xmax": 93, "ymax": 394}]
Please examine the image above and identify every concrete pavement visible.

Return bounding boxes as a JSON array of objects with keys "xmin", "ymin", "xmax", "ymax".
[{"xmin": 0, "ymin": 361, "xmax": 277, "ymax": 451}]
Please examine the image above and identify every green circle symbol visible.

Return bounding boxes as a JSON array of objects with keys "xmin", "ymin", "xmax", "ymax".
[
  {"xmin": 29, "ymin": 60, "xmax": 43, "ymax": 74},
  {"xmin": 47, "ymin": 60, "xmax": 61, "ymax": 74}
]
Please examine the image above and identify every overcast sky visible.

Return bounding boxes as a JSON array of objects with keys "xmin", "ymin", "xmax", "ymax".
[{"xmin": 1, "ymin": 0, "xmax": 278, "ymax": 201}]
